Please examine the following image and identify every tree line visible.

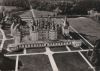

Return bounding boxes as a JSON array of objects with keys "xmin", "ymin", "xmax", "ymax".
[
  {"xmin": 1, "ymin": 0, "xmax": 100, "ymax": 15},
  {"xmin": 1, "ymin": 0, "xmax": 30, "ymax": 9}
]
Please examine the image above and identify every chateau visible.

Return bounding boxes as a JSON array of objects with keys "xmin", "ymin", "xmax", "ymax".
[{"xmin": 13, "ymin": 16, "xmax": 67, "ymax": 44}]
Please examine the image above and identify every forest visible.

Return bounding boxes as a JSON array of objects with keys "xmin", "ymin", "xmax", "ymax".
[{"xmin": 1, "ymin": 0, "xmax": 100, "ymax": 15}]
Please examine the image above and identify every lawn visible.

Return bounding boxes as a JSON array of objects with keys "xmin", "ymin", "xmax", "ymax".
[
  {"xmin": 0, "ymin": 56, "xmax": 16, "ymax": 71},
  {"xmin": 53, "ymin": 52, "xmax": 90, "ymax": 71},
  {"xmin": 19, "ymin": 54, "xmax": 53, "ymax": 71},
  {"xmin": 68, "ymin": 17, "xmax": 100, "ymax": 45},
  {"xmin": 50, "ymin": 46, "xmax": 67, "ymax": 52},
  {"xmin": 26, "ymin": 47, "xmax": 46, "ymax": 53},
  {"xmin": 68, "ymin": 45, "xmax": 81, "ymax": 50}
]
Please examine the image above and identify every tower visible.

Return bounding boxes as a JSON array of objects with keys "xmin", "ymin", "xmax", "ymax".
[{"xmin": 62, "ymin": 16, "xmax": 70, "ymax": 37}]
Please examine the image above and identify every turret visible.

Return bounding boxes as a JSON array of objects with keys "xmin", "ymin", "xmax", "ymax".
[
  {"xmin": 62, "ymin": 16, "xmax": 70, "ymax": 37},
  {"xmin": 1, "ymin": 6, "xmax": 6, "ymax": 17}
]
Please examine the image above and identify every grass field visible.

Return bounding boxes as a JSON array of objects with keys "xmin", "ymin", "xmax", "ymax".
[
  {"xmin": 26, "ymin": 47, "xmax": 46, "ymax": 53},
  {"xmin": 50, "ymin": 46, "xmax": 67, "ymax": 52},
  {"xmin": 19, "ymin": 55, "xmax": 53, "ymax": 71},
  {"xmin": 53, "ymin": 53, "xmax": 90, "ymax": 71},
  {"xmin": 0, "ymin": 56, "xmax": 16, "ymax": 71},
  {"xmin": 68, "ymin": 17, "xmax": 100, "ymax": 45}
]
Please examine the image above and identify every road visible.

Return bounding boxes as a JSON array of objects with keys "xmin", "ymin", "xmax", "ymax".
[{"xmin": 0, "ymin": 28, "xmax": 7, "ymax": 50}]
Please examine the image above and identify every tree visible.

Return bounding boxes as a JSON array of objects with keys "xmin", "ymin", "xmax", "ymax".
[{"xmin": 71, "ymin": 0, "xmax": 100, "ymax": 15}]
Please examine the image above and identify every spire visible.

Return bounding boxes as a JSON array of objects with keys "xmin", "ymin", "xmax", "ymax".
[
  {"xmin": 65, "ymin": 16, "xmax": 69, "ymax": 27},
  {"xmin": 62, "ymin": 16, "xmax": 69, "ymax": 29},
  {"xmin": 28, "ymin": 0, "xmax": 36, "ymax": 18},
  {"xmin": 28, "ymin": 0, "xmax": 36, "ymax": 25},
  {"xmin": 1, "ymin": 6, "xmax": 6, "ymax": 17}
]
